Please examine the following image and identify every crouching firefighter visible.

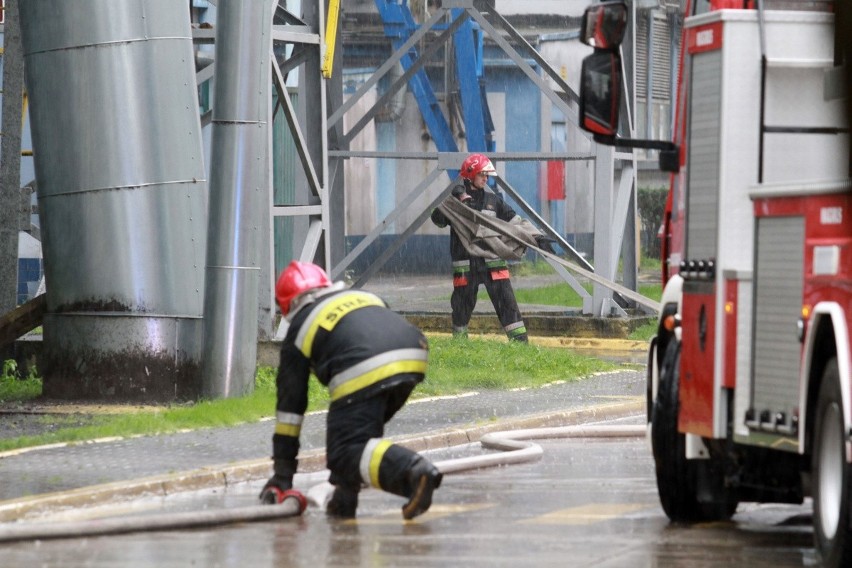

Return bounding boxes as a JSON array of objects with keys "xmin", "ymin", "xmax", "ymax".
[{"xmin": 259, "ymin": 261, "xmax": 443, "ymax": 520}]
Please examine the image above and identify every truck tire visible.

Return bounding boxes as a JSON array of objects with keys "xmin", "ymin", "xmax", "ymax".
[
  {"xmin": 651, "ymin": 340, "xmax": 736, "ymax": 522},
  {"xmin": 812, "ymin": 358, "xmax": 852, "ymax": 567}
]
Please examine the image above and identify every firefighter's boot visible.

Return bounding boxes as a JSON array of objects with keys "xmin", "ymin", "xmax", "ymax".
[
  {"xmin": 326, "ymin": 485, "xmax": 359, "ymax": 519},
  {"xmin": 506, "ymin": 322, "xmax": 528, "ymax": 343},
  {"xmin": 402, "ymin": 456, "xmax": 443, "ymax": 520},
  {"xmin": 360, "ymin": 441, "xmax": 443, "ymax": 519}
]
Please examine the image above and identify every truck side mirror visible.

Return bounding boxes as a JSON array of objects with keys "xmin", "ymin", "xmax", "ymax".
[
  {"xmin": 580, "ymin": 1, "xmax": 628, "ymax": 50},
  {"xmin": 579, "ymin": 51, "xmax": 622, "ymax": 137},
  {"xmin": 577, "ymin": 0, "xmax": 679, "ymax": 173}
]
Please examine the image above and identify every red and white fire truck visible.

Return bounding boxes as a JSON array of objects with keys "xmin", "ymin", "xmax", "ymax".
[{"xmin": 579, "ymin": 1, "xmax": 850, "ymax": 565}]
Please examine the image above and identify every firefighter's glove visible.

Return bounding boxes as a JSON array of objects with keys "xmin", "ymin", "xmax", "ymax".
[
  {"xmin": 535, "ymin": 235, "xmax": 556, "ymax": 254},
  {"xmin": 451, "ymin": 185, "xmax": 472, "ymax": 203},
  {"xmin": 259, "ymin": 459, "xmax": 297, "ymax": 504}
]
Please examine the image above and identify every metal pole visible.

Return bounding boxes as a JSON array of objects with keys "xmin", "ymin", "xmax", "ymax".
[
  {"xmin": 0, "ymin": 0, "xmax": 23, "ymax": 326},
  {"xmin": 202, "ymin": 0, "xmax": 272, "ymax": 398}
]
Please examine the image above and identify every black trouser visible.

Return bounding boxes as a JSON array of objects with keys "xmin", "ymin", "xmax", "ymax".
[
  {"xmin": 325, "ymin": 382, "xmax": 421, "ymax": 497},
  {"xmin": 451, "ymin": 264, "xmax": 528, "ymax": 342}
]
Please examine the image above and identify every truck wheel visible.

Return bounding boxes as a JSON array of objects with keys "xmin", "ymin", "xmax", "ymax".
[
  {"xmin": 812, "ymin": 358, "xmax": 852, "ymax": 567},
  {"xmin": 651, "ymin": 340, "xmax": 736, "ymax": 522}
]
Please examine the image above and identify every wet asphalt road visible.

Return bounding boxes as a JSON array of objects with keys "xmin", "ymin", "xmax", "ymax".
[
  {"xmin": 0, "ymin": 416, "xmax": 817, "ymax": 568},
  {"xmin": 0, "ymin": 371, "xmax": 645, "ymax": 504}
]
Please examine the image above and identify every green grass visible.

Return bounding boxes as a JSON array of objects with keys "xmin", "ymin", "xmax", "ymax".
[
  {"xmin": 515, "ymin": 255, "xmax": 663, "ymax": 277},
  {"xmin": 418, "ymin": 335, "xmax": 615, "ymax": 394},
  {"xmin": 463, "ymin": 257, "xmax": 665, "ymax": 308},
  {"xmin": 0, "ymin": 335, "xmax": 616, "ymax": 452},
  {"xmin": 502, "ymin": 282, "xmax": 662, "ymax": 308},
  {"xmin": 629, "ymin": 320, "xmax": 657, "ymax": 341},
  {"xmin": 442, "ymin": 257, "xmax": 664, "ymax": 309},
  {"xmin": 640, "ymin": 256, "xmax": 662, "ymax": 272},
  {"xmin": 510, "ymin": 259, "xmax": 555, "ymax": 277},
  {"xmin": 0, "ymin": 360, "xmax": 42, "ymax": 402}
]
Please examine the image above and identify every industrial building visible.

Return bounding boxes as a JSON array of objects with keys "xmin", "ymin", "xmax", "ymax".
[{"xmin": 0, "ymin": 0, "xmax": 676, "ymax": 401}]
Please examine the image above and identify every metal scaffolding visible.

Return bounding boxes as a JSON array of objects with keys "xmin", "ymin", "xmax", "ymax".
[{"xmin": 4, "ymin": 0, "xmax": 647, "ymax": 401}]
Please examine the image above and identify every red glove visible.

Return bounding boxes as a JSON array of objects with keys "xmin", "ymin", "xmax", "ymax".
[
  {"xmin": 259, "ymin": 474, "xmax": 293, "ymax": 504},
  {"xmin": 259, "ymin": 458, "xmax": 297, "ymax": 504}
]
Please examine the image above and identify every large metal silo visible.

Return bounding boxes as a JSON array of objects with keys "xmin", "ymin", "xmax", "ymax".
[{"xmin": 19, "ymin": 0, "xmax": 208, "ymax": 401}]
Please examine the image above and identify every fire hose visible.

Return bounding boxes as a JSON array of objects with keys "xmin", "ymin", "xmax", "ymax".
[
  {"xmin": 306, "ymin": 424, "xmax": 645, "ymax": 507},
  {"xmin": 0, "ymin": 423, "xmax": 644, "ymax": 543},
  {"xmin": 0, "ymin": 424, "xmax": 643, "ymax": 541},
  {"xmin": 437, "ymin": 196, "xmax": 661, "ymax": 313},
  {"xmin": 0, "ymin": 491, "xmax": 307, "ymax": 543},
  {"xmin": 438, "ymin": 423, "xmax": 645, "ymax": 474}
]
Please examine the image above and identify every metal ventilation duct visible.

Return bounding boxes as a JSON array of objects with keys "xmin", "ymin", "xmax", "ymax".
[
  {"xmin": 201, "ymin": 0, "xmax": 272, "ymax": 398},
  {"xmin": 19, "ymin": 0, "xmax": 208, "ymax": 401}
]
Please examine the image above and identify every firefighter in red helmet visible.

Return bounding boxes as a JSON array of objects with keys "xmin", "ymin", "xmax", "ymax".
[
  {"xmin": 431, "ymin": 154, "xmax": 553, "ymax": 342},
  {"xmin": 260, "ymin": 260, "xmax": 442, "ymax": 520}
]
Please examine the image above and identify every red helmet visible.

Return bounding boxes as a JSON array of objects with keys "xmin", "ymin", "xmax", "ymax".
[
  {"xmin": 459, "ymin": 153, "xmax": 496, "ymax": 181},
  {"xmin": 275, "ymin": 261, "xmax": 332, "ymax": 315}
]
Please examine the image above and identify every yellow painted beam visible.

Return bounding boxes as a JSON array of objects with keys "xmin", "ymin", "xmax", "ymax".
[{"xmin": 321, "ymin": 0, "xmax": 340, "ymax": 79}]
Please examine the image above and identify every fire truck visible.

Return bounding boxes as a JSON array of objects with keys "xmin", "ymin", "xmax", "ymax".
[{"xmin": 579, "ymin": 1, "xmax": 850, "ymax": 565}]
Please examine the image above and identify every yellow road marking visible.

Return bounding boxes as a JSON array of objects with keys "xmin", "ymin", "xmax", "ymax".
[
  {"xmin": 520, "ymin": 503, "xmax": 650, "ymax": 525},
  {"xmin": 354, "ymin": 503, "xmax": 496, "ymax": 524}
]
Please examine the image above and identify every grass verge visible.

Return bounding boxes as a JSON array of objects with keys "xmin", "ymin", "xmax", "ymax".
[
  {"xmin": 511, "ymin": 282, "xmax": 661, "ymax": 308},
  {"xmin": 0, "ymin": 335, "xmax": 618, "ymax": 452},
  {"xmin": 629, "ymin": 320, "xmax": 657, "ymax": 342}
]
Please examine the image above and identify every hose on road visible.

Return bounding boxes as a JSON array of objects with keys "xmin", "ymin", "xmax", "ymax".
[
  {"xmin": 307, "ymin": 424, "xmax": 646, "ymax": 508},
  {"xmin": 0, "ymin": 492, "xmax": 306, "ymax": 544},
  {"xmin": 437, "ymin": 424, "xmax": 645, "ymax": 474},
  {"xmin": 0, "ymin": 423, "xmax": 645, "ymax": 543}
]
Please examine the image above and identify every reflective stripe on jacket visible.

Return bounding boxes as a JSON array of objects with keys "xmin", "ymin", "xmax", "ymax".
[{"xmin": 277, "ymin": 289, "xmax": 428, "ymax": 415}]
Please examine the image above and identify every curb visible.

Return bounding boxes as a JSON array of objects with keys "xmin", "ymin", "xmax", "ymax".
[
  {"xmin": 0, "ymin": 397, "xmax": 645, "ymax": 523},
  {"xmin": 399, "ymin": 313, "xmax": 654, "ymax": 339},
  {"xmin": 425, "ymin": 333, "xmax": 649, "ymax": 352},
  {"xmin": 257, "ymin": 334, "xmax": 648, "ymax": 367}
]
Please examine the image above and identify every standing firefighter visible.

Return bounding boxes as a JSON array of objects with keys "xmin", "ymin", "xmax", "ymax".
[
  {"xmin": 259, "ymin": 261, "xmax": 443, "ymax": 520},
  {"xmin": 430, "ymin": 153, "xmax": 553, "ymax": 342}
]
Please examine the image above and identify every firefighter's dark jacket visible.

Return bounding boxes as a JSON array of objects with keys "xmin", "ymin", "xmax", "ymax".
[
  {"xmin": 430, "ymin": 180, "xmax": 520, "ymax": 264},
  {"xmin": 272, "ymin": 288, "xmax": 428, "ymax": 462},
  {"xmin": 431, "ymin": 180, "xmax": 542, "ymax": 263}
]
